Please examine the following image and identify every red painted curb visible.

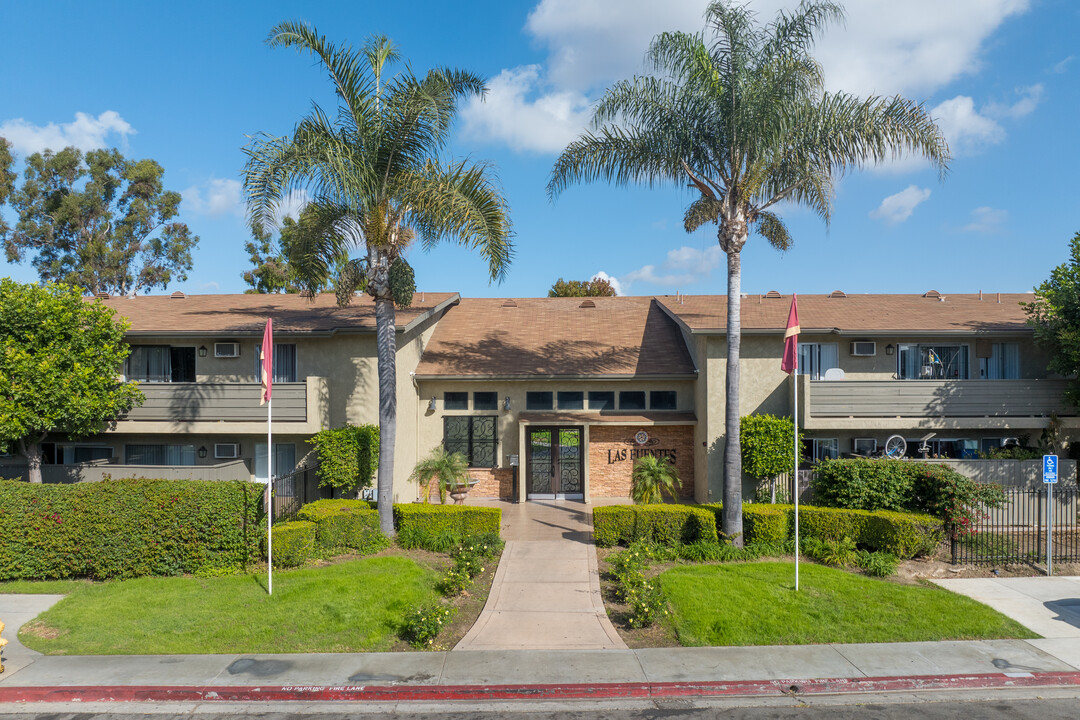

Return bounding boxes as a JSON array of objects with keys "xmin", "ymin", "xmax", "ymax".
[{"xmin": 1, "ymin": 671, "xmax": 1080, "ymax": 703}]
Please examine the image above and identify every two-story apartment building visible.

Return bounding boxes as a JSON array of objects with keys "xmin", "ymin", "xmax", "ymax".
[{"xmin": 4, "ymin": 289, "xmax": 1074, "ymax": 503}]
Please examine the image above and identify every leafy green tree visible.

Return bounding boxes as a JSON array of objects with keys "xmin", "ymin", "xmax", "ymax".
[
  {"xmin": 630, "ymin": 455, "xmax": 682, "ymax": 504},
  {"xmin": 242, "ymin": 215, "xmax": 337, "ymax": 294},
  {"xmin": 244, "ymin": 23, "xmax": 513, "ymax": 534},
  {"xmin": 0, "ymin": 139, "xmax": 15, "ymax": 239},
  {"xmin": 410, "ymin": 446, "xmax": 470, "ymax": 504},
  {"xmin": 548, "ymin": 0, "xmax": 949, "ymax": 544},
  {"xmin": 310, "ymin": 424, "xmax": 379, "ymax": 496},
  {"xmin": 1025, "ymin": 231, "xmax": 1080, "ymax": 407},
  {"xmin": 1, "ymin": 144, "xmax": 198, "ymax": 296},
  {"xmin": 0, "ymin": 280, "xmax": 143, "ymax": 483},
  {"xmin": 740, "ymin": 414, "xmax": 800, "ymax": 503},
  {"xmin": 548, "ymin": 277, "xmax": 617, "ymax": 297}
]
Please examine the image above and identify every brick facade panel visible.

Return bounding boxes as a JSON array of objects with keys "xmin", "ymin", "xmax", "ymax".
[{"xmin": 588, "ymin": 425, "xmax": 695, "ymax": 500}]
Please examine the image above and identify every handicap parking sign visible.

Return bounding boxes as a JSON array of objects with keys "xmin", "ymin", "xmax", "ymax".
[{"xmin": 1043, "ymin": 454, "xmax": 1058, "ymax": 483}]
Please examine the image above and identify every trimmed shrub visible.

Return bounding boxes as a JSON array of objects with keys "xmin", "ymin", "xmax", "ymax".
[
  {"xmin": 0, "ymin": 478, "xmax": 262, "ymax": 580},
  {"xmin": 798, "ymin": 506, "xmax": 871, "ymax": 545},
  {"xmin": 393, "ymin": 504, "xmax": 501, "ymax": 551},
  {"xmin": 592, "ymin": 505, "xmax": 717, "ymax": 548},
  {"xmin": 861, "ymin": 510, "xmax": 944, "ymax": 558},
  {"xmin": 742, "ymin": 504, "xmax": 790, "ymax": 545},
  {"xmin": 310, "ymin": 424, "xmax": 379, "ymax": 494},
  {"xmin": 271, "ymin": 521, "xmax": 317, "ymax": 568},
  {"xmin": 296, "ymin": 499, "xmax": 389, "ymax": 555}
]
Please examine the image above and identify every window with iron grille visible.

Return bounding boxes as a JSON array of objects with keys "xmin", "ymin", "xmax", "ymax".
[{"xmin": 443, "ymin": 416, "xmax": 498, "ymax": 468}]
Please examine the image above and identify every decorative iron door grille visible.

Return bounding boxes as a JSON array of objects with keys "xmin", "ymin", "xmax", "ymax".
[{"xmin": 526, "ymin": 427, "xmax": 583, "ymax": 498}]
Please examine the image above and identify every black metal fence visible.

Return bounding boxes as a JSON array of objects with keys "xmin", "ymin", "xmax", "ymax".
[
  {"xmin": 952, "ymin": 488, "xmax": 1080, "ymax": 565},
  {"xmin": 269, "ymin": 464, "xmax": 328, "ymax": 521}
]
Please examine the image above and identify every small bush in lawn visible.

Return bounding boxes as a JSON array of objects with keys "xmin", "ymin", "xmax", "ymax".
[
  {"xmin": 627, "ymin": 580, "xmax": 667, "ymax": 628},
  {"xmin": 400, "ymin": 602, "xmax": 456, "ymax": 648},
  {"xmin": 437, "ymin": 566, "xmax": 473, "ymax": 596},
  {"xmin": 856, "ymin": 550, "xmax": 899, "ymax": 577}
]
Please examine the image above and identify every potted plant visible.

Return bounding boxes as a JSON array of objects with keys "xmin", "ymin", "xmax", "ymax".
[{"xmin": 411, "ymin": 447, "xmax": 471, "ymax": 504}]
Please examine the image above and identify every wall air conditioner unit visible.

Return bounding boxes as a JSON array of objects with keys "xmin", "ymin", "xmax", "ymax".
[
  {"xmin": 214, "ymin": 443, "xmax": 241, "ymax": 459},
  {"xmin": 214, "ymin": 342, "xmax": 240, "ymax": 358},
  {"xmin": 850, "ymin": 341, "xmax": 876, "ymax": 357}
]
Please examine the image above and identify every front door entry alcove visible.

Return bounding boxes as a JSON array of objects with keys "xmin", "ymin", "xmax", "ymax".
[{"xmin": 526, "ymin": 427, "xmax": 584, "ymax": 499}]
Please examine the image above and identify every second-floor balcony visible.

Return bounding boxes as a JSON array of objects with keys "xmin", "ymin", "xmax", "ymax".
[
  {"xmin": 799, "ymin": 376, "xmax": 1074, "ymax": 429},
  {"xmin": 115, "ymin": 376, "xmax": 328, "ymax": 431}
]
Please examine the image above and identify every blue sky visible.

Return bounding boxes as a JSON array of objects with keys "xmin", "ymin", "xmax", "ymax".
[{"xmin": 1, "ymin": 0, "xmax": 1076, "ymax": 299}]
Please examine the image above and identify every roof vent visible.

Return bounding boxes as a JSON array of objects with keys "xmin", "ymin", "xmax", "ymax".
[
  {"xmin": 923, "ymin": 290, "xmax": 941, "ymax": 298},
  {"xmin": 501, "ymin": 299, "xmax": 517, "ymax": 308},
  {"xmin": 829, "ymin": 290, "xmax": 846, "ymax": 298},
  {"xmin": 170, "ymin": 291, "xmax": 185, "ymax": 299},
  {"xmin": 579, "ymin": 299, "xmax": 596, "ymax": 308},
  {"xmin": 764, "ymin": 290, "xmax": 782, "ymax": 299},
  {"xmin": 94, "ymin": 291, "xmax": 110, "ymax": 299}
]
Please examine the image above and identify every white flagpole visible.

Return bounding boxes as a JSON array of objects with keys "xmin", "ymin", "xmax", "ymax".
[
  {"xmin": 794, "ymin": 374, "xmax": 799, "ymax": 592},
  {"xmin": 267, "ymin": 393, "xmax": 273, "ymax": 596}
]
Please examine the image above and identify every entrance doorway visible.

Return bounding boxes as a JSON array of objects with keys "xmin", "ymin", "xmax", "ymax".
[{"xmin": 526, "ymin": 427, "xmax": 584, "ymax": 499}]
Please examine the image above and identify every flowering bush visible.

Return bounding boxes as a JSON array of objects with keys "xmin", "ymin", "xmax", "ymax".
[
  {"xmin": 400, "ymin": 603, "xmax": 456, "ymax": 648},
  {"xmin": 608, "ymin": 541, "xmax": 670, "ymax": 627},
  {"xmin": 910, "ymin": 469, "xmax": 1006, "ymax": 540}
]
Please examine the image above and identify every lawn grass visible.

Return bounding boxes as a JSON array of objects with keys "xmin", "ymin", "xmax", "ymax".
[
  {"xmin": 661, "ymin": 561, "xmax": 1037, "ymax": 647},
  {"xmin": 20, "ymin": 556, "xmax": 439, "ymax": 654}
]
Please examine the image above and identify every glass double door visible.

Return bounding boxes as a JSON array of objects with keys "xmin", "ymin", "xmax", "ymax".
[{"xmin": 526, "ymin": 427, "xmax": 583, "ymax": 499}]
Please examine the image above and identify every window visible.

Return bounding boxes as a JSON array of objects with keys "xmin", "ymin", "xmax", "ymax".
[
  {"xmin": 804, "ymin": 438, "xmax": 838, "ymax": 462},
  {"xmin": 557, "ymin": 391, "xmax": 584, "ymax": 410},
  {"xmin": 905, "ymin": 438, "xmax": 975, "ymax": 459},
  {"xmin": 797, "ymin": 343, "xmax": 839, "ymax": 380},
  {"xmin": 588, "ymin": 391, "xmax": 615, "ymax": 410},
  {"xmin": 897, "ymin": 344, "xmax": 969, "ymax": 380},
  {"xmin": 852, "ymin": 438, "xmax": 877, "ymax": 456},
  {"xmin": 981, "ymin": 438, "xmax": 1003, "ymax": 455},
  {"xmin": 256, "ymin": 443, "xmax": 297, "ymax": 482},
  {"xmin": 473, "ymin": 392, "xmax": 498, "ymax": 411},
  {"xmin": 127, "ymin": 346, "xmax": 196, "ymax": 382},
  {"xmin": 56, "ymin": 445, "xmax": 112, "ymax": 464},
  {"xmin": 444, "ymin": 392, "xmax": 469, "ymax": 410},
  {"xmin": 526, "ymin": 392, "xmax": 553, "ymax": 410},
  {"xmin": 650, "ymin": 390, "xmax": 677, "ymax": 410},
  {"xmin": 443, "ymin": 416, "xmax": 497, "ymax": 467},
  {"xmin": 979, "ymin": 343, "xmax": 1020, "ymax": 379},
  {"xmin": 619, "ymin": 391, "xmax": 646, "ymax": 410},
  {"xmin": 125, "ymin": 444, "xmax": 196, "ymax": 465},
  {"xmin": 255, "ymin": 343, "xmax": 298, "ymax": 382}
]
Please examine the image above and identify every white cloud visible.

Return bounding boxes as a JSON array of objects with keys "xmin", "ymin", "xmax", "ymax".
[
  {"xmin": 1052, "ymin": 56, "xmax": 1074, "ymax": 74},
  {"xmin": 459, "ymin": 65, "xmax": 593, "ymax": 153},
  {"xmin": 591, "ymin": 270, "xmax": 624, "ymax": 295},
  {"xmin": 182, "ymin": 178, "xmax": 243, "ymax": 217},
  {"xmin": 273, "ymin": 189, "xmax": 310, "ymax": 226},
  {"xmin": 930, "ymin": 96, "xmax": 1005, "ymax": 154},
  {"xmin": 962, "ymin": 206, "xmax": 1008, "ymax": 233},
  {"xmin": 0, "ymin": 111, "xmax": 135, "ymax": 155},
  {"xmin": 869, "ymin": 185, "xmax": 931, "ymax": 224},
  {"xmin": 985, "ymin": 84, "xmax": 1043, "ymax": 119},
  {"xmin": 620, "ymin": 244, "xmax": 724, "ymax": 290}
]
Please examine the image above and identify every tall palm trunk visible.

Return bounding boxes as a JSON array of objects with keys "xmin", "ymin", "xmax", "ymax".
[
  {"xmin": 723, "ymin": 246, "xmax": 744, "ymax": 545},
  {"xmin": 370, "ymin": 250, "xmax": 397, "ymax": 536}
]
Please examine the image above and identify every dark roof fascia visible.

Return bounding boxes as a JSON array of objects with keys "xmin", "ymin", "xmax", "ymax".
[{"xmin": 401, "ymin": 293, "xmax": 460, "ymax": 334}]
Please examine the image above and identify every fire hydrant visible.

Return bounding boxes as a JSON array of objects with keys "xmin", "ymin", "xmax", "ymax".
[{"xmin": 0, "ymin": 619, "xmax": 7, "ymax": 673}]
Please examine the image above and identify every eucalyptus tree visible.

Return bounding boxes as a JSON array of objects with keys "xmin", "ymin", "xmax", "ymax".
[
  {"xmin": 244, "ymin": 22, "xmax": 513, "ymax": 534},
  {"xmin": 548, "ymin": 0, "xmax": 949, "ymax": 544}
]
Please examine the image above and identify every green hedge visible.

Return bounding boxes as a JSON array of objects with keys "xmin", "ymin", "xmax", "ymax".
[
  {"xmin": 592, "ymin": 505, "xmax": 718, "ymax": 548},
  {"xmin": 791, "ymin": 505, "xmax": 943, "ymax": 559},
  {"xmin": 393, "ymin": 504, "xmax": 502, "ymax": 551},
  {"xmin": 0, "ymin": 478, "xmax": 262, "ymax": 580},
  {"xmin": 271, "ymin": 521, "xmax": 317, "ymax": 568},
  {"xmin": 296, "ymin": 499, "xmax": 390, "ymax": 555},
  {"xmin": 743, "ymin": 504, "xmax": 790, "ymax": 545}
]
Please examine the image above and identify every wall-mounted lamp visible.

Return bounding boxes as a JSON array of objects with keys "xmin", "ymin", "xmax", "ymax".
[
  {"xmin": 503, "ymin": 396, "xmax": 512, "ymax": 411},
  {"xmin": 198, "ymin": 346, "xmax": 208, "ymax": 357},
  {"xmin": 197, "ymin": 446, "xmax": 208, "ymax": 459},
  {"xmin": 428, "ymin": 396, "xmax": 437, "ymax": 411},
  {"xmin": 885, "ymin": 344, "xmax": 895, "ymax": 356}
]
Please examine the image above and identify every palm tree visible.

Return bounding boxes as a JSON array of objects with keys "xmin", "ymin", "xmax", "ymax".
[
  {"xmin": 631, "ymin": 455, "xmax": 682, "ymax": 504},
  {"xmin": 548, "ymin": 0, "xmax": 948, "ymax": 545},
  {"xmin": 244, "ymin": 23, "xmax": 513, "ymax": 535},
  {"xmin": 411, "ymin": 446, "xmax": 470, "ymax": 504}
]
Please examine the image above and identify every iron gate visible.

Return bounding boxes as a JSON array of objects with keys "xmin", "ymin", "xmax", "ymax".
[{"xmin": 951, "ymin": 488, "xmax": 1080, "ymax": 565}]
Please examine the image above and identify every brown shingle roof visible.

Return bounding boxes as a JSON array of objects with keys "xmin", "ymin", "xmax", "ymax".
[
  {"xmin": 414, "ymin": 297, "xmax": 697, "ymax": 377},
  {"xmin": 96, "ymin": 292, "xmax": 458, "ymax": 335},
  {"xmin": 658, "ymin": 293, "xmax": 1033, "ymax": 334}
]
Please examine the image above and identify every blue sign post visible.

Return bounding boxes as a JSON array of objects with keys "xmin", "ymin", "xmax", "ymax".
[{"xmin": 1043, "ymin": 454, "xmax": 1058, "ymax": 576}]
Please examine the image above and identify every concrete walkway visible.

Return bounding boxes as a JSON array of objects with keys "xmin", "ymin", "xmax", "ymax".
[
  {"xmin": 0, "ymin": 594, "xmax": 63, "ymax": 676},
  {"xmin": 455, "ymin": 500, "xmax": 626, "ymax": 650}
]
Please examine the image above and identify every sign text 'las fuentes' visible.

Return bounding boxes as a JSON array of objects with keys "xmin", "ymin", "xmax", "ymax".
[{"xmin": 608, "ymin": 448, "xmax": 677, "ymax": 464}]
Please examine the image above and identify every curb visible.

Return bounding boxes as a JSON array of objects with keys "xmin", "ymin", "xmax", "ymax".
[{"xmin": 2, "ymin": 671, "xmax": 1080, "ymax": 703}]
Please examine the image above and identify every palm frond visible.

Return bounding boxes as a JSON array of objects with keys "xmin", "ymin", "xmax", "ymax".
[
  {"xmin": 683, "ymin": 195, "xmax": 724, "ymax": 233},
  {"xmin": 754, "ymin": 210, "xmax": 792, "ymax": 251}
]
